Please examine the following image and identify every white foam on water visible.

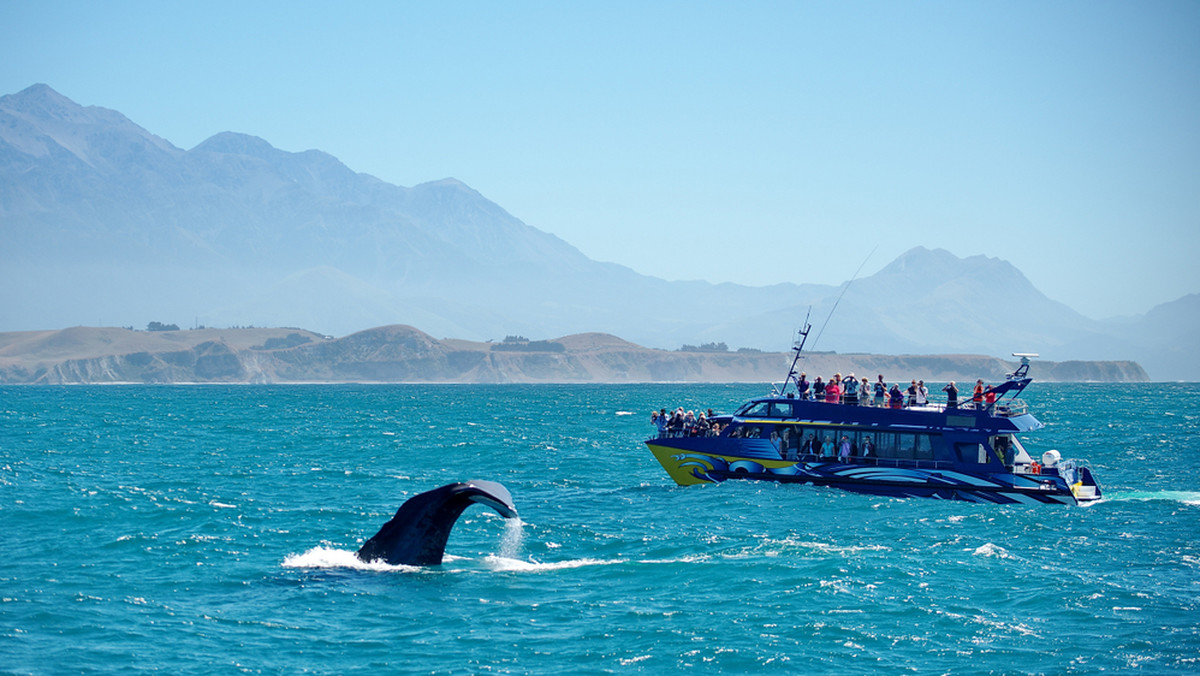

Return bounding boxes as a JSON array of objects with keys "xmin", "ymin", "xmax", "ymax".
[
  {"xmin": 1108, "ymin": 490, "xmax": 1200, "ymax": 506},
  {"xmin": 483, "ymin": 555, "xmax": 625, "ymax": 572},
  {"xmin": 281, "ymin": 546, "xmax": 422, "ymax": 572},
  {"xmin": 972, "ymin": 542, "xmax": 1011, "ymax": 558},
  {"xmin": 750, "ymin": 537, "xmax": 890, "ymax": 558}
]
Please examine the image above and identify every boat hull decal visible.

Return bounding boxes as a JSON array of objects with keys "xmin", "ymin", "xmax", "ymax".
[{"xmin": 648, "ymin": 445, "xmax": 1078, "ymax": 505}]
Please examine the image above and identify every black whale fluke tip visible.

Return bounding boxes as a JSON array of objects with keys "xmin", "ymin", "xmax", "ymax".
[
  {"xmin": 355, "ymin": 480, "xmax": 519, "ymax": 566},
  {"xmin": 459, "ymin": 479, "xmax": 519, "ymax": 519}
]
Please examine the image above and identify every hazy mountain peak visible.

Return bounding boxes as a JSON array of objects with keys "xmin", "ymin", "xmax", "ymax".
[
  {"xmin": 877, "ymin": 246, "xmax": 1031, "ymax": 288},
  {"xmin": 411, "ymin": 177, "xmax": 485, "ymax": 201},
  {"xmin": 3, "ymin": 83, "xmax": 79, "ymax": 117},
  {"xmin": 882, "ymin": 246, "xmax": 967, "ymax": 272},
  {"xmin": 192, "ymin": 131, "xmax": 279, "ymax": 158},
  {"xmin": 422, "ymin": 177, "xmax": 469, "ymax": 188},
  {"xmin": 0, "ymin": 83, "xmax": 178, "ymax": 167},
  {"xmin": 1143, "ymin": 293, "xmax": 1200, "ymax": 332},
  {"xmin": 189, "ymin": 131, "xmax": 363, "ymax": 191}
]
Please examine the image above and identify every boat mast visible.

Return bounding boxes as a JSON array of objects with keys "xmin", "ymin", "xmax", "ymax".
[{"xmin": 777, "ymin": 309, "xmax": 812, "ymax": 396}]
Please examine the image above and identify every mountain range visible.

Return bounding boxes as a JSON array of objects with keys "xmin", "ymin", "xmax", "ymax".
[{"xmin": 1, "ymin": 84, "xmax": 1195, "ymax": 380}]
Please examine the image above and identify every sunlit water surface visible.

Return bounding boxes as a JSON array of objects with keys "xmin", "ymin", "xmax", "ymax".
[{"xmin": 2, "ymin": 383, "xmax": 1197, "ymax": 673}]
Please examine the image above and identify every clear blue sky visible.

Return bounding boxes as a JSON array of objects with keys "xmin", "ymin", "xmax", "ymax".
[{"xmin": 3, "ymin": 0, "xmax": 1198, "ymax": 319}]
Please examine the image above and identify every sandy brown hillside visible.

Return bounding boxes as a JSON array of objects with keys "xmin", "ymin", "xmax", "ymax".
[{"xmin": 0, "ymin": 325, "xmax": 1150, "ymax": 385}]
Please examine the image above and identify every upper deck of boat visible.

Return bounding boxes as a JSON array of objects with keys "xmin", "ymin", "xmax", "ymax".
[
  {"xmin": 725, "ymin": 393, "xmax": 1041, "ymax": 434},
  {"xmin": 736, "ymin": 395, "xmax": 1029, "ymax": 418}
]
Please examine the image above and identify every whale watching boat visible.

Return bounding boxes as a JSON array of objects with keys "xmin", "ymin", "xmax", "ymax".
[{"xmin": 646, "ymin": 326, "xmax": 1103, "ymax": 505}]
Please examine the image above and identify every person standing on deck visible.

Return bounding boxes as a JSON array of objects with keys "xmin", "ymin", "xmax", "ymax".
[
  {"xmin": 916, "ymin": 380, "xmax": 928, "ymax": 406},
  {"xmin": 874, "ymin": 375, "xmax": 887, "ymax": 406},
  {"xmin": 813, "ymin": 376, "xmax": 825, "ymax": 401},
  {"xmin": 844, "ymin": 372, "xmax": 859, "ymax": 405},
  {"xmin": 797, "ymin": 373, "xmax": 810, "ymax": 400},
  {"xmin": 943, "ymin": 381, "xmax": 959, "ymax": 409},
  {"xmin": 973, "ymin": 380, "xmax": 984, "ymax": 409},
  {"xmin": 825, "ymin": 376, "xmax": 841, "ymax": 404}
]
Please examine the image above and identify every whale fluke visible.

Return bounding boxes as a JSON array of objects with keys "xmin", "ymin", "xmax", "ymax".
[{"xmin": 355, "ymin": 480, "xmax": 519, "ymax": 566}]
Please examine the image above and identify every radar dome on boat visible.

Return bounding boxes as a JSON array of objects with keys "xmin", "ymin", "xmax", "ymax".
[{"xmin": 1042, "ymin": 450, "xmax": 1061, "ymax": 467}]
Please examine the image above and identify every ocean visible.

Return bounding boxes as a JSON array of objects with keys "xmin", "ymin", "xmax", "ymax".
[{"xmin": 1, "ymin": 382, "xmax": 1197, "ymax": 674}]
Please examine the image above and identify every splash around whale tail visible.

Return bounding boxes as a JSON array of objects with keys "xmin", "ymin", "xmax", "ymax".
[{"xmin": 355, "ymin": 480, "xmax": 519, "ymax": 566}]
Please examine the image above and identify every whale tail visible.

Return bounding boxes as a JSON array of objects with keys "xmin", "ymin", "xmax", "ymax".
[{"xmin": 355, "ymin": 480, "xmax": 519, "ymax": 566}]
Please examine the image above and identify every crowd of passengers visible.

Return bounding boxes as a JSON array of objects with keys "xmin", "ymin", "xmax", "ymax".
[
  {"xmin": 792, "ymin": 372, "xmax": 998, "ymax": 410},
  {"xmin": 651, "ymin": 407, "xmax": 724, "ymax": 438},
  {"xmin": 651, "ymin": 374, "xmax": 1001, "ymax": 438}
]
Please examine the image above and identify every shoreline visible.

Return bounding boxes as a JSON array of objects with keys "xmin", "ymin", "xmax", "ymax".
[{"xmin": 0, "ymin": 325, "xmax": 1151, "ymax": 385}]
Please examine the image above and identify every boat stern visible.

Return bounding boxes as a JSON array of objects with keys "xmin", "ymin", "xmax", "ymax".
[{"xmin": 1069, "ymin": 464, "xmax": 1103, "ymax": 504}]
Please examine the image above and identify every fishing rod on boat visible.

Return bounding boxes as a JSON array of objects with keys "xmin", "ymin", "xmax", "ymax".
[
  {"xmin": 774, "ymin": 247, "xmax": 875, "ymax": 396},
  {"xmin": 809, "ymin": 245, "xmax": 877, "ymax": 353},
  {"xmin": 773, "ymin": 246, "xmax": 877, "ymax": 396}
]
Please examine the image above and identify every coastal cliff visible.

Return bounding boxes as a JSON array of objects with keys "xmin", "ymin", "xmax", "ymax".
[{"xmin": 0, "ymin": 325, "xmax": 1151, "ymax": 385}]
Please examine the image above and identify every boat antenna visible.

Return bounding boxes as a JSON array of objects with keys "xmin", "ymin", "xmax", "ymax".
[
  {"xmin": 775, "ymin": 308, "xmax": 812, "ymax": 396},
  {"xmin": 809, "ymin": 245, "xmax": 877, "ymax": 353},
  {"xmin": 1002, "ymin": 352, "xmax": 1039, "ymax": 398},
  {"xmin": 1008, "ymin": 353, "xmax": 1038, "ymax": 381}
]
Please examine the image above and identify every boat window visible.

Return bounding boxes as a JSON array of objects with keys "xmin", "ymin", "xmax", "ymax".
[
  {"xmin": 856, "ymin": 431, "xmax": 876, "ymax": 457},
  {"xmin": 788, "ymin": 426, "xmax": 940, "ymax": 463},
  {"xmin": 738, "ymin": 401, "xmax": 772, "ymax": 417},
  {"xmin": 730, "ymin": 424, "xmax": 769, "ymax": 439},
  {"xmin": 869, "ymin": 432, "xmax": 893, "ymax": 458},
  {"xmin": 1008, "ymin": 436, "xmax": 1034, "ymax": 464},
  {"xmin": 777, "ymin": 425, "xmax": 799, "ymax": 454},
  {"xmin": 768, "ymin": 402, "xmax": 794, "ymax": 418},
  {"xmin": 991, "ymin": 435, "xmax": 1013, "ymax": 465},
  {"xmin": 893, "ymin": 433, "xmax": 916, "ymax": 460},
  {"xmin": 913, "ymin": 434, "xmax": 934, "ymax": 460},
  {"xmin": 856, "ymin": 431, "xmax": 937, "ymax": 461},
  {"xmin": 735, "ymin": 401, "xmax": 794, "ymax": 418},
  {"xmin": 794, "ymin": 426, "xmax": 836, "ymax": 458}
]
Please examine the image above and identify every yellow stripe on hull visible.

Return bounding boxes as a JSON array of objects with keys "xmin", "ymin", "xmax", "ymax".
[{"xmin": 647, "ymin": 443, "xmax": 797, "ymax": 486}]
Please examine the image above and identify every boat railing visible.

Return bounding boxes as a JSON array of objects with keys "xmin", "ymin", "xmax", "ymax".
[
  {"xmin": 951, "ymin": 398, "xmax": 1029, "ymax": 417},
  {"xmin": 995, "ymin": 398, "xmax": 1029, "ymax": 416},
  {"xmin": 652, "ymin": 429, "xmax": 720, "ymax": 440},
  {"xmin": 787, "ymin": 396, "xmax": 1030, "ymax": 418}
]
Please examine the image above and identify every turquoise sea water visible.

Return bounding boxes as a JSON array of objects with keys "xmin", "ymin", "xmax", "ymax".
[{"xmin": 2, "ymin": 382, "xmax": 1198, "ymax": 674}]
